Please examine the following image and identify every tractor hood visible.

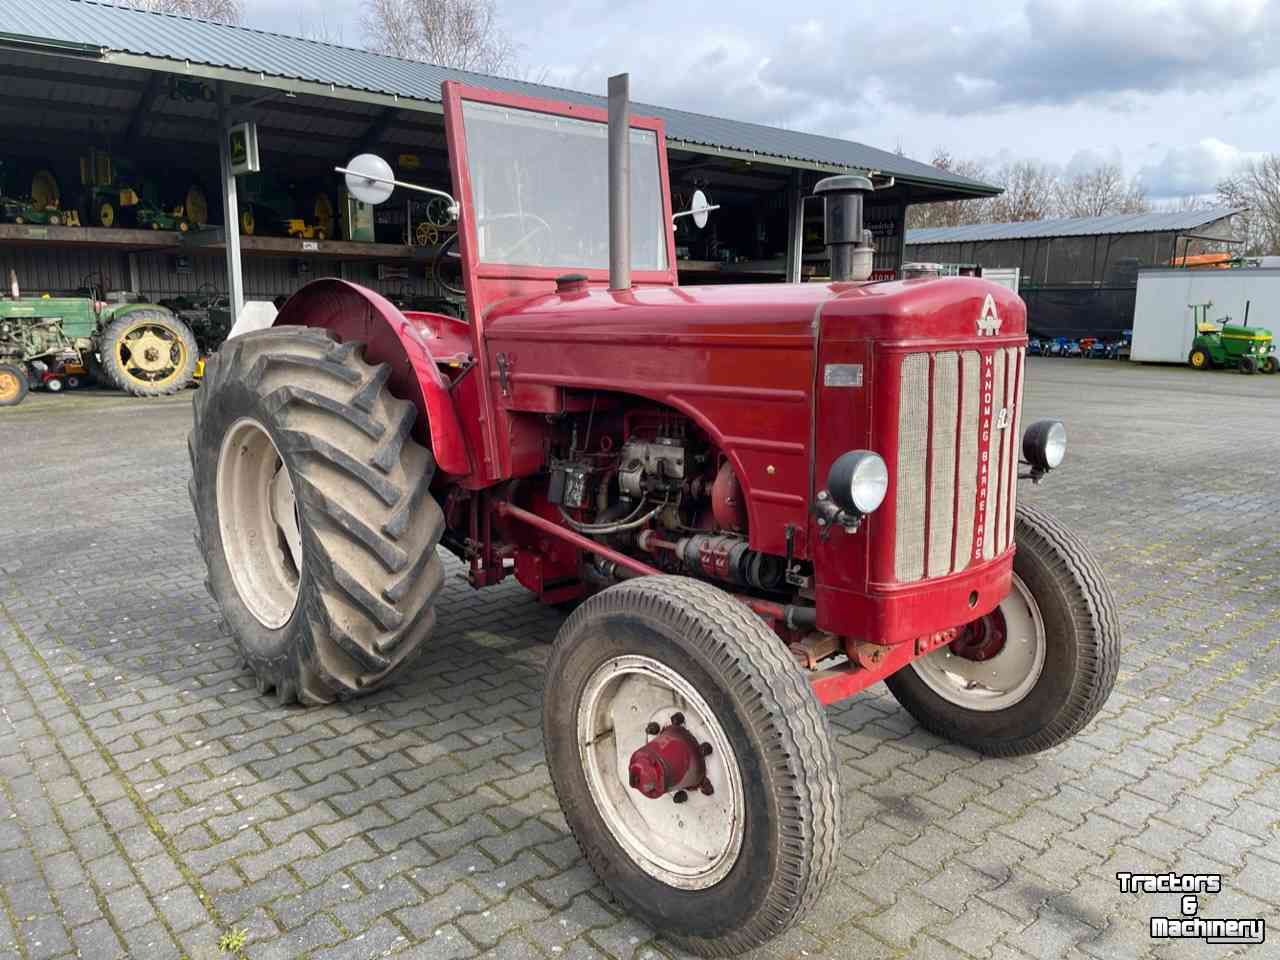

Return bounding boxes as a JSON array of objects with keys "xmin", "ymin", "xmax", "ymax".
[
  {"xmin": 483, "ymin": 276, "xmax": 1026, "ymax": 345},
  {"xmin": 1220, "ymin": 324, "xmax": 1273, "ymax": 342}
]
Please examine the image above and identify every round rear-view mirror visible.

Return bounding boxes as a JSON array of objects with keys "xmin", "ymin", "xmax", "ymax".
[
  {"xmin": 344, "ymin": 154, "xmax": 395, "ymax": 206},
  {"xmin": 691, "ymin": 189, "xmax": 711, "ymax": 229}
]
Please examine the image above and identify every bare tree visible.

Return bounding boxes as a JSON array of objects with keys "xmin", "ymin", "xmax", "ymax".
[
  {"xmin": 362, "ymin": 0, "xmax": 518, "ymax": 74},
  {"xmin": 126, "ymin": 0, "xmax": 242, "ymax": 23},
  {"xmin": 987, "ymin": 160, "xmax": 1058, "ymax": 223},
  {"xmin": 1055, "ymin": 163, "xmax": 1149, "ymax": 218},
  {"xmin": 905, "ymin": 148, "xmax": 993, "ymax": 230},
  {"xmin": 297, "ymin": 13, "xmax": 346, "ymax": 45},
  {"xmin": 1217, "ymin": 156, "xmax": 1280, "ymax": 256}
]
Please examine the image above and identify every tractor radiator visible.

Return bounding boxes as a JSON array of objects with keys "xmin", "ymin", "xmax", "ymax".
[{"xmin": 893, "ymin": 347, "xmax": 1024, "ymax": 583}]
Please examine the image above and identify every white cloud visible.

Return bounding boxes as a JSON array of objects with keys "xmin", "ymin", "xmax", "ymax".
[{"xmin": 1139, "ymin": 139, "xmax": 1262, "ymax": 197}]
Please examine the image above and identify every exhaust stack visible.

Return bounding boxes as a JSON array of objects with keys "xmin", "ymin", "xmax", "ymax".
[
  {"xmin": 814, "ymin": 174, "xmax": 875, "ymax": 281},
  {"xmin": 608, "ymin": 73, "xmax": 631, "ymax": 291}
]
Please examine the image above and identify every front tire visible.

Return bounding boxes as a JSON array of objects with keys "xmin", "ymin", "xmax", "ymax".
[
  {"xmin": 0, "ymin": 362, "xmax": 28, "ymax": 406},
  {"xmin": 1239, "ymin": 355, "xmax": 1258, "ymax": 375},
  {"xmin": 189, "ymin": 327, "xmax": 445, "ymax": 704},
  {"xmin": 1262, "ymin": 356, "xmax": 1278, "ymax": 375},
  {"xmin": 1188, "ymin": 347, "xmax": 1211, "ymax": 369},
  {"xmin": 544, "ymin": 577, "xmax": 839, "ymax": 957},
  {"xmin": 886, "ymin": 503, "xmax": 1119, "ymax": 756}
]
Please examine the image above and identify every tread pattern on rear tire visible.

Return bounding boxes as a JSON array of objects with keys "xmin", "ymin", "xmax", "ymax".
[
  {"xmin": 190, "ymin": 326, "xmax": 444, "ymax": 705},
  {"xmin": 100, "ymin": 307, "xmax": 198, "ymax": 396},
  {"xmin": 546, "ymin": 576, "xmax": 840, "ymax": 957}
]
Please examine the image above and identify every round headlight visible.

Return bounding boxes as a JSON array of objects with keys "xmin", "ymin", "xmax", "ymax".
[
  {"xmin": 1022, "ymin": 419, "xmax": 1066, "ymax": 471},
  {"xmin": 827, "ymin": 450, "xmax": 889, "ymax": 515}
]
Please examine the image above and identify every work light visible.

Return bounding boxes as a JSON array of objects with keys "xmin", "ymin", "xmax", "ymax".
[
  {"xmin": 827, "ymin": 451, "xmax": 889, "ymax": 515},
  {"xmin": 1022, "ymin": 420, "xmax": 1067, "ymax": 471}
]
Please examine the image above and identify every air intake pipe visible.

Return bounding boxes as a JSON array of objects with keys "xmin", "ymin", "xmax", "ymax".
[
  {"xmin": 814, "ymin": 174, "xmax": 876, "ymax": 281},
  {"xmin": 607, "ymin": 73, "xmax": 631, "ymax": 291}
]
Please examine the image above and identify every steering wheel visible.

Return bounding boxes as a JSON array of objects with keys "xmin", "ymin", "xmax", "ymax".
[
  {"xmin": 430, "ymin": 212, "xmax": 555, "ymax": 298},
  {"xmin": 432, "ymin": 230, "xmax": 466, "ymax": 297},
  {"xmin": 484, "ymin": 212, "xmax": 554, "ymax": 263}
]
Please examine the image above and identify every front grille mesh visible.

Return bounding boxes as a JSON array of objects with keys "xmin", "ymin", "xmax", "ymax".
[{"xmin": 894, "ymin": 347, "xmax": 1024, "ymax": 583}]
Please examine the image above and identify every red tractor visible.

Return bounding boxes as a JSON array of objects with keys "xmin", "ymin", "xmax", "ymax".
[{"xmin": 190, "ymin": 78, "xmax": 1118, "ymax": 955}]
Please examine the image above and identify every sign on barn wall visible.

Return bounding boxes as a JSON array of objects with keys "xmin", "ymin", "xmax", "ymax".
[{"xmin": 227, "ymin": 122, "xmax": 260, "ymax": 176}]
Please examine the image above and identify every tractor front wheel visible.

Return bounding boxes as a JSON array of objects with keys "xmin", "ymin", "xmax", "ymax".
[
  {"xmin": 0, "ymin": 362, "xmax": 28, "ymax": 406},
  {"xmin": 189, "ymin": 327, "xmax": 445, "ymax": 705},
  {"xmin": 99, "ymin": 309, "xmax": 198, "ymax": 396},
  {"xmin": 1239, "ymin": 355, "xmax": 1259, "ymax": 375},
  {"xmin": 1262, "ymin": 356, "xmax": 1278, "ymax": 375},
  {"xmin": 886, "ymin": 503, "xmax": 1120, "ymax": 756},
  {"xmin": 544, "ymin": 577, "xmax": 839, "ymax": 957},
  {"xmin": 1188, "ymin": 348, "xmax": 1212, "ymax": 369}
]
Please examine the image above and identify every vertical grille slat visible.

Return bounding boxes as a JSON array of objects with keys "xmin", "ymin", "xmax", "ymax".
[
  {"xmin": 893, "ymin": 346, "xmax": 1024, "ymax": 583},
  {"xmin": 894, "ymin": 353, "xmax": 930, "ymax": 583},
  {"xmin": 927, "ymin": 353, "xmax": 959, "ymax": 578},
  {"xmin": 981, "ymin": 349, "xmax": 1006, "ymax": 561}
]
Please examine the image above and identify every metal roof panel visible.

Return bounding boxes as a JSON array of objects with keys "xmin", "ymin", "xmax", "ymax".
[
  {"xmin": 0, "ymin": 0, "xmax": 998, "ymax": 196},
  {"xmin": 905, "ymin": 208, "xmax": 1247, "ymax": 245}
]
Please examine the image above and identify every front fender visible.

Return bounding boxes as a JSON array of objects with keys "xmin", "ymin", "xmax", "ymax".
[{"xmin": 276, "ymin": 279, "xmax": 471, "ymax": 476}]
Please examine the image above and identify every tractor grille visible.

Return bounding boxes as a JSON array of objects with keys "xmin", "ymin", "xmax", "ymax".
[{"xmin": 894, "ymin": 347, "xmax": 1024, "ymax": 583}]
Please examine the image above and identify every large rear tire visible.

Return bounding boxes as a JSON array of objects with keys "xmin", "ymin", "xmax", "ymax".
[
  {"xmin": 100, "ymin": 308, "xmax": 198, "ymax": 396},
  {"xmin": 189, "ymin": 327, "xmax": 444, "ymax": 704},
  {"xmin": 886, "ymin": 503, "xmax": 1119, "ymax": 756},
  {"xmin": 543, "ymin": 576, "xmax": 839, "ymax": 957}
]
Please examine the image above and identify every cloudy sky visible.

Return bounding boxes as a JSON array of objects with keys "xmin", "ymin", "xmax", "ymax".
[{"xmin": 247, "ymin": 0, "xmax": 1279, "ymax": 199}]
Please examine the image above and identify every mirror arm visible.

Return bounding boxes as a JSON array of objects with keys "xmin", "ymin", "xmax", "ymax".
[
  {"xmin": 333, "ymin": 166, "xmax": 460, "ymax": 221},
  {"xmin": 671, "ymin": 204, "xmax": 721, "ymax": 224}
]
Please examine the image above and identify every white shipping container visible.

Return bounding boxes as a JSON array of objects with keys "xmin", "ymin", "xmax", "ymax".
[{"xmin": 1130, "ymin": 268, "xmax": 1280, "ymax": 363}]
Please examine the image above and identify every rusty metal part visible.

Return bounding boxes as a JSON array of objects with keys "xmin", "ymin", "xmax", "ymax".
[
  {"xmin": 853, "ymin": 639, "xmax": 889, "ymax": 671},
  {"xmin": 494, "ymin": 499, "xmax": 659, "ymax": 578},
  {"xmin": 947, "ymin": 610, "xmax": 1007, "ymax": 661},
  {"xmin": 789, "ymin": 632, "xmax": 842, "ymax": 670}
]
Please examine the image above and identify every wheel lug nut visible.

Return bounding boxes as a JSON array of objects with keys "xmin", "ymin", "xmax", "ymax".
[
  {"xmin": 700, "ymin": 781, "xmax": 714, "ymax": 796},
  {"xmin": 671, "ymin": 712, "xmax": 685, "ymax": 726},
  {"xmin": 672, "ymin": 790, "xmax": 688, "ymax": 804},
  {"xmin": 645, "ymin": 721, "xmax": 660, "ymax": 736},
  {"xmin": 700, "ymin": 742, "xmax": 712, "ymax": 756}
]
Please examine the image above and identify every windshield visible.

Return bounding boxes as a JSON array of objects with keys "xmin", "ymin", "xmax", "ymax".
[{"xmin": 461, "ymin": 100, "xmax": 668, "ymax": 271}]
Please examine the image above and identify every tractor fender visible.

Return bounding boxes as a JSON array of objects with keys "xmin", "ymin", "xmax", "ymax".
[{"xmin": 275, "ymin": 279, "xmax": 471, "ymax": 476}]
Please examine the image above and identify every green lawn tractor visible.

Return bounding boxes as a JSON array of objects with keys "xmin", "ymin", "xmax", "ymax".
[
  {"xmin": 1188, "ymin": 301, "xmax": 1277, "ymax": 375},
  {"xmin": 78, "ymin": 147, "xmax": 207, "ymax": 232},
  {"xmin": 1, "ymin": 272, "xmax": 198, "ymax": 396},
  {"xmin": 238, "ymin": 173, "xmax": 333, "ymax": 239},
  {"xmin": 0, "ymin": 162, "xmax": 80, "ymax": 227}
]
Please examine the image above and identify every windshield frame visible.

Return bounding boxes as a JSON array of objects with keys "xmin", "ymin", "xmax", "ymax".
[{"xmin": 442, "ymin": 82, "xmax": 678, "ymax": 287}]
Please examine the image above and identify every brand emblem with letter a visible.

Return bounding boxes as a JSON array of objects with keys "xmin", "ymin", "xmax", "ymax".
[
  {"xmin": 977, "ymin": 293, "xmax": 1002, "ymax": 336},
  {"xmin": 996, "ymin": 407, "xmax": 1010, "ymax": 430}
]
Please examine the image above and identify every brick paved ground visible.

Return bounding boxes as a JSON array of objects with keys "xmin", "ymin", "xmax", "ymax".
[{"xmin": 0, "ymin": 360, "xmax": 1277, "ymax": 960}]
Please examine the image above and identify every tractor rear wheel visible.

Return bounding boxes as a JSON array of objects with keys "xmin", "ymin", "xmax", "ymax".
[
  {"xmin": 0, "ymin": 362, "xmax": 28, "ymax": 406},
  {"xmin": 886, "ymin": 503, "xmax": 1119, "ymax": 756},
  {"xmin": 99, "ymin": 308, "xmax": 198, "ymax": 396},
  {"xmin": 189, "ymin": 327, "xmax": 444, "ymax": 705},
  {"xmin": 543, "ymin": 576, "xmax": 839, "ymax": 957},
  {"xmin": 1188, "ymin": 348, "xmax": 1211, "ymax": 369}
]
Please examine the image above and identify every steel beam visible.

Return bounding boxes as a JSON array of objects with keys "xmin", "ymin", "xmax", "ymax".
[
  {"xmin": 217, "ymin": 83, "xmax": 244, "ymax": 325},
  {"xmin": 784, "ymin": 170, "xmax": 805, "ymax": 283}
]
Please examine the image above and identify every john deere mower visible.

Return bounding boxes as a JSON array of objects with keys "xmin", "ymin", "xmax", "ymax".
[
  {"xmin": 79, "ymin": 147, "xmax": 207, "ymax": 232},
  {"xmin": 0, "ymin": 162, "xmax": 79, "ymax": 226},
  {"xmin": 1188, "ymin": 301, "xmax": 1277, "ymax": 375}
]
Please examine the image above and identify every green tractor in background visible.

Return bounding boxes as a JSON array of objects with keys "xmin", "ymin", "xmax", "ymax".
[
  {"xmin": 0, "ymin": 271, "xmax": 198, "ymax": 397},
  {"xmin": 0, "ymin": 160, "xmax": 80, "ymax": 226},
  {"xmin": 78, "ymin": 147, "xmax": 208, "ymax": 232},
  {"xmin": 1188, "ymin": 301, "xmax": 1277, "ymax": 375},
  {"xmin": 237, "ymin": 172, "xmax": 334, "ymax": 239}
]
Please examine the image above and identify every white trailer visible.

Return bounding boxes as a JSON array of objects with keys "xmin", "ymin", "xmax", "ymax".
[{"xmin": 1130, "ymin": 267, "xmax": 1280, "ymax": 363}]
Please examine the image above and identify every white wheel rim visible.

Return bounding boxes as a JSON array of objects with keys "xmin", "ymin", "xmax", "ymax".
[
  {"xmin": 577, "ymin": 654, "xmax": 745, "ymax": 890},
  {"xmin": 910, "ymin": 573, "xmax": 1046, "ymax": 711},
  {"xmin": 216, "ymin": 418, "xmax": 303, "ymax": 629}
]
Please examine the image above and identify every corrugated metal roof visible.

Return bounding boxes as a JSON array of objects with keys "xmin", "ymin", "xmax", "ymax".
[
  {"xmin": 0, "ymin": 0, "xmax": 998, "ymax": 196},
  {"xmin": 905, "ymin": 208, "xmax": 1245, "ymax": 245}
]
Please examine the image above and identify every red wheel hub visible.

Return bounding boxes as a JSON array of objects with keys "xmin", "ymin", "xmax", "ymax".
[
  {"xmin": 949, "ymin": 607, "xmax": 1008, "ymax": 662},
  {"xmin": 628, "ymin": 722, "xmax": 706, "ymax": 799}
]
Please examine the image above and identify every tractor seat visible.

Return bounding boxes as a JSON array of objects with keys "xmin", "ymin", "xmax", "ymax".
[{"xmin": 1197, "ymin": 323, "xmax": 1221, "ymax": 334}]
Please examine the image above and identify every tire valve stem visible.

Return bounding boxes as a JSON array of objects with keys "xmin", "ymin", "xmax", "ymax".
[{"xmin": 672, "ymin": 790, "xmax": 688, "ymax": 804}]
